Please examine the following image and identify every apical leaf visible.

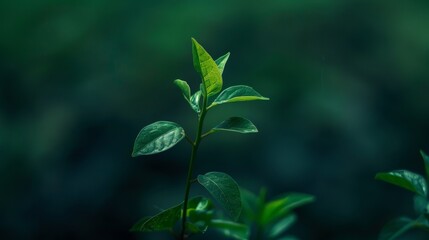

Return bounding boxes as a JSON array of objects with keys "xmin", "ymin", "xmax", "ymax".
[
  {"xmin": 132, "ymin": 121, "xmax": 185, "ymax": 156},
  {"xmin": 191, "ymin": 38, "xmax": 222, "ymax": 97},
  {"xmin": 212, "ymin": 117, "xmax": 258, "ymax": 134},
  {"xmin": 215, "ymin": 52, "xmax": 230, "ymax": 75},
  {"xmin": 190, "ymin": 91, "xmax": 202, "ymax": 113},
  {"xmin": 174, "ymin": 79, "xmax": 191, "ymax": 102},
  {"xmin": 210, "ymin": 219, "xmax": 250, "ymax": 240},
  {"xmin": 261, "ymin": 193, "xmax": 315, "ymax": 225},
  {"xmin": 130, "ymin": 203, "xmax": 182, "ymax": 232},
  {"xmin": 375, "ymin": 170, "xmax": 427, "ymax": 197},
  {"xmin": 268, "ymin": 214, "xmax": 297, "ymax": 238},
  {"xmin": 379, "ymin": 217, "xmax": 415, "ymax": 240},
  {"xmin": 197, "ymin": 172, "xmax": 242, "ymax": 220},
  {"xmin": 420, "ymin": 150, "xmax": 429, "ymax": 180},
  {"xmin": 210, "ymin": 85, "xmax": 269, "ymax": 108}
]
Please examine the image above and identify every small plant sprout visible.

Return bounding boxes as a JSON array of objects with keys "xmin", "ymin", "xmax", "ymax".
[
  {"xmin": 130, "ymin": 38, "xmax": 269, "ymax": 239},
  {"xmin": 375, "ymin": 150, "xmax": 429, "ymax": 240}
]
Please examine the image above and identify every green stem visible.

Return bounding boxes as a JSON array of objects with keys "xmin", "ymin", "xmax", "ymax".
[{"xmin": 180, "ymin": 93, "xmax": 208, "ymax": 240}]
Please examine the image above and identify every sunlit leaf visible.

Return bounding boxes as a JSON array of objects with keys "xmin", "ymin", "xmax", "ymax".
[
  {"xmin": 375, "ymin": 170, "xmax": 427, "ymax": 197},
  {"xmin": 261, "ymin": 193, "xmax": 315, "ymax": 225},
  {"xmin": 215, "ymin": 52, "xmax": 230, "ymax": 75},
  {"xmin": 132, "ymin": 121, "xmax": 185, "ymax": 156},
  {"xmin": 210, "ymin": 219, "xmax": 249, "ymax": 240},
  {"xmin": 191, "ymin": 38, "xmax": 222, "ymax": 97},
  {"xmin": 210, "ymin": 85, "xmax": 269, "ymax": 108},
  {"xmin": 212, "ymin": 117, "xmax": 258, "ymax": 134},
  {"xmin": 379, "ymin": 217, "xmax": 415, "ymax": 240},
  {"xmin": 198, "ymin": 172, "xmax": 242, "ymax": 220}
]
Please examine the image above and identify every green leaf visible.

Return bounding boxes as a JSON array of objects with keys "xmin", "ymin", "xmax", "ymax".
[
  {"xmin": 130, "ymin": 203, "xmax": 182, "ymax": 232},
  {"xmin": 174, "ymin": 79, "xmax": 191, "ymax": 101},
  {"xmin": 215, "ymin": 52, "xmax": 230, "ymax": 75},
  {"xmin": 240, "ymin": 188, "xmax": 260, "ymax": 223},
  {"xmin": 191, "ymin": 38, "xmax": 222, "ymax": 97},
  {"xmin": 187, "ymin": 197, "xmax": 215, "ymax": 234},
  {"xmin": 261, "ymin": 193, "xmax": 315, "ymax": 225},
  {"xmin": 268, "ymin": 214, "xmax": 297, "ymax": 238},
  {"xmin": 420, "ymin": 150, "xmax": 429, "ymax": 180},
  {"xmin": 190, "ymin": 91, "xmax": 202, "ymax": 113},
  {"xmin": 375, "ymin": 170, "xmax": 428, "ymax": 197},
  {"xmin": 414, "ymin": 195, "xmax": 428, "ymax": 215},
  {"xmin": 210, "ymin": 85, "xmax": 269, "ymax": 108},
  {"xmin": 132, "ymin": 121, "xmax": 185, "ymax": 156},
  {"xmin": 379, "ymin": 217, "xmax": 415, "ymax": 240},
  {"xmin": 210, "ymin": 219, "xmax": 250, "ymax": 240},
  {"xmin": 212, "ymin": 117, "xmax": 258, "ymax": 134},
  {"xmin": 197, "ymin": 172, "xmax": 242, "ymax": 220}
]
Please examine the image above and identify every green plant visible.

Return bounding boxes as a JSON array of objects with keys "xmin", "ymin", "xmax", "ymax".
[
  {"xmin": 375, "ymin": 150, "xmax": 429, "ymax": 240},
  {"xmin": 130, "ymin": 38, "xmax": 269, "ymax": 239},
  {"xmin": 240, "ymin": 188, "xmax": 314, "ymax": 240}
]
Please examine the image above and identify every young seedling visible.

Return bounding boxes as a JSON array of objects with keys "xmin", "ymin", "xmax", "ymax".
[
  {"xmin": 240, "ymin": 188, "xmax": 314, "ymax": 240},
  {"xmin": 130, "ymin": 38, "xmax": 269, "ymax": 239},
  {"xmin": 375, "ymin": 150, "xmax": 429, "ymax": 240}
]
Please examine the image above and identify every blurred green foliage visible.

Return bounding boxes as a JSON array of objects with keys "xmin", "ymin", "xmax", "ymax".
[{"xmin": 1, "ymin": 0, "xmax": 429, "ymax": 239}]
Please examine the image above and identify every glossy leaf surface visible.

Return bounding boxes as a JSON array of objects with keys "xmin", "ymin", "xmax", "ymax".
[
  {"xmin": 198, "ymin": 172, "xmax": 242, "ymax": 220},
  {"xmin": 379, "ymin": 217, "xmax": 415, "ymax": 240},
  {"xmin": 261, "ymin": 193, "xmax": 315, "ymax": 225},
  {"xmin": 132, "ymin": 121, "xmax": 185, "ymax": 156},
  {"xmin": 212, "ymin": 117, "xmax": 258, "ymax": 134},
  {"xmin": 190, "ymin": 91, "xmax": 202, "ymax": 113},
  {"xmin": 215, "ymin": 52, "xmax": 230, "ymax": 75},
  {"xmin": 191, "ymin": 38, "xmax": 222, "ymax": 97},
  {"xmin": 174, "ymin": 79, "xmax": 191, "ymax": 101},
  {"xmin": 210, "ymin": 219, "xmax": 249, "ymax": 240},
  {"xmin": 375, "ymin": 170, "xmax": 427, "ymax": 197},
  {"xmin": 210, "ymin": 85, "xmax": 269, "ymax": 108},
  {"xmin": 130, "ymin": 203, "xmax": 182, "ymax": 232}
]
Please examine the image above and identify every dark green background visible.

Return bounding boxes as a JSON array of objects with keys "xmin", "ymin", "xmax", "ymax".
[{"xmin": 1, "ymin": 0, "xmax": 429, "ymax": 239}]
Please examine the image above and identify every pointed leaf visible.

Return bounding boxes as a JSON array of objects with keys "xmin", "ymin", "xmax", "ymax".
[
  {"xmin": 174, "ymin": 79, "xmax": 191, "ymax": 101},
  {"xmin": 261, "ymin": 193, "xmax": 315, "ymax": 225},
  {"xmin": 132, "ymin": 121, "xmax": 185, "ymax": 156},
  {"xmin": 375, "ymin": 170, "xmax": 427, "ymax": 197},
  {"xmin": 420, "ymin": 150, "xmax": 429, "ymax": 180},
  {"xmin": 191, "ymin": 38, "xmax": 222, "ymax": 97},
  {"xmin": 379, "ymin": 217, "xmax": 415, "ymax": 240},
  {"xmin": 198, "ymin": 172, "xmax": 242, "ymax": 220},
  {"xmin": 215, "ymin": 52, "xmax": 230, "ymax": 75},
  {"xmin": 210, "ymin": 85, "xmax": 269, "ymax": 108},
  {"xmin": 212, "ymin": 117, "xmax": 258, "ymax": 134},
  {"xmin": 210, "ymin": 219, "xmax": 250, "ymax": 240},
  {"xmin": 268, "ymin": 214, "xmax": 297, "ymax": 238},
  {"xmin": 130, "ymin": 203, "xmax": 182, "ymax": 232}
]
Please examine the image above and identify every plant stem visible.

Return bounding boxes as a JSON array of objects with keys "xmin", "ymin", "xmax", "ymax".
[{"xmin": 180, "ymin": 94, "xmax": 207, "ymax": 240}]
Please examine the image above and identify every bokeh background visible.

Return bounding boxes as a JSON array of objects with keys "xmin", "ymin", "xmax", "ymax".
[{"xmin": 1, "ymin": 0, "xmax": 429, "ymax": 239}]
